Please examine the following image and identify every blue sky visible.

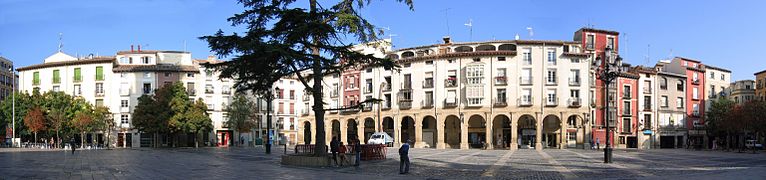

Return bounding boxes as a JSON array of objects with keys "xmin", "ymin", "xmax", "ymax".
[{"xmin": 1, "ymin": 0, "xmax": 764, "ymax": 80}]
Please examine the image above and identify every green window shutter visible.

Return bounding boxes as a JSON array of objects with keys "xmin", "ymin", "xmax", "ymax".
[
  {"xmin": 53, "ymin": 70, "xmax": 60, "ymax": 83},
  {"xmin": 33, "ymin": 72, "xmax": 40, "ymax": 85},
  {"xmin": 74, "ymin": 68, "xmax": 82, "ymax": 82},
  {"xmin": 96, "ymin": 66, "xmax": 104, "ymax": 80}
]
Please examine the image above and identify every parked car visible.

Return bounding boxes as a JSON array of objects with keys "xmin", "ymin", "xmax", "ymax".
[
  {"xmin": 367, "ymin": 132, "xmax": 394, "ymax": 147},
  {"xmin": 745, "ymin": 140, "xmax": 763, "ymax": 150}
]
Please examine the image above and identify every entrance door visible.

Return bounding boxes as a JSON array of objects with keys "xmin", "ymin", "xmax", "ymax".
[
  {"xmin": 660, "ymin": 136, "xmax": 675, "ymax": 148},
  {"xmin": 627, "ymin": 137, "xmax": 638, "ymax": 148},
  {"xmin": 567, "ymin": 132, "xmax": 577, "ymax": 148},
  {"xmin": 126, "ymin": 133, "xmax": 132, "ymax": 148},
  {"xmin": 117, "ymin": 134, "xmax": 125, "ymax": 148}
]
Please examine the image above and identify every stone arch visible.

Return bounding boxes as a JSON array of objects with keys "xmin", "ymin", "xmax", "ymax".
[
  {"xmin": 422, "ymin": 115, "xmax": 438, "ymax": 148},
  {"xmin": 401, "ymin": 116, "xmax": 415, "ymax": 143},
  {"xmin": 303, "ymin": 121, "xmax": 312, "ymax": 144},
  {"xmin": 454, "ymin": 46, "xmax": 474, "ymax": 52},
  {"xmin": 331, "ymin": 119, "xmax": 341, "ymax": 141},
  {"xmin": 387, "ymin": 54, "xmax": 399, "ymax": 60},
  {"xmin": 383, "ymin": 117, "xmax": 395, "ymax": 141},
  {"xmin": 467, "ymin": 114, "xmax": 486, "ymax": 148},
  {"xmin": 444, "ymin": 115, "xmax": 461, "ymax": 148},
  {"xmin": 542, "ymin": 115, "xmax": 562, "ymax": 149},
  {"xmin": 363, "ymin": 117, "xmax": 375, "ymax": 143},
  {"xmin": 566, "ymin": 115, "xmax": 582, "ymax": 148},
  {"xmin": 401, "ymin": 51, "xmax": 415, "ymax": 58},
  {"xmin": 498, "ymin": 44, "xmax": 517, "ymax": 51},
  {"xmin": 517, "ymin": 114, "xmax": 537, "ymax": 148},
  {"xmin": 347, "ymin": 119, "xmax": 358, "ymax": 143},
  {"xmin": 476, "ymin": 45, "xmax": 496, "ymax": 51},
  {"xmin": 492, "ymin": 114, "xmax": 511, "ymax": 149}
]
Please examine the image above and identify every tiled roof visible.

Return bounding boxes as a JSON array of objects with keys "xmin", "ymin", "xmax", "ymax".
[
  {"xmin": 394, "ymin": 51, "xmax": 518, "ymax": 64},
  {"xmin": 17, "ymin": 57, "xmax": 115, "ymax": 71},
  {"xmin": 674, "ymin": 56, "xmax": 701, "ymax": 63},
  {"xmin": 706, "ymin": 65, "xmax": 731, "ymax": 73},
  {"xmin": 755, "ymin": 69, "xmax": 766, "ymax": 76},
  {"xmin": 116, "ymin": 50, "xmax": 189, "ymax": 55},
  {"xmin": 112, "ymin": 64, "xmax": 199, "ymax": 73},
  {"xmin": 577, "ymin": 28, "xmax": 620, "ymax": 35}
]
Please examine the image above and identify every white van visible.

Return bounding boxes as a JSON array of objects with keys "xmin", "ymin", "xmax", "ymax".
[{"xmin": 367, "ymin": 132, "xmax": 394, "ymax": 147}]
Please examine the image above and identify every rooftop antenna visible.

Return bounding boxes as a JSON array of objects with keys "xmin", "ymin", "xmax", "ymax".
[
  {"xmin": 183, "ymin": 40, "xmax": 187, "ymax": 52},
  {"xmin": 58, "ymin": 32, "xmax": 63, "ymax": 52},
  {"xmin": 442, "ymin": 8, "xmax": 451, "ymax": 36},
  {"xmin": 526, "ymin": 27, "xmax": 534, "ymax": 39},
  {"xmin": 669, "ymin": 49, "xmax": 674, "ymax": 59},
  {"xmin": 388, "ymin": 34, "xmax": 398, "ymax": 47},
  {"xmin": 464, "ymin": 19, "xmax": 473, "ymax": 41},
  {"xmin": 623, "ymin": 33, "xmax": 628, "ymax": 57},
  {"xmin": 645, "ymin": 44, "xmax": 651, "ymax": 65}
]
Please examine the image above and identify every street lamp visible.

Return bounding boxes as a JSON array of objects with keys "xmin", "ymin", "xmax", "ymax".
[
  {"xmin": 594, "ymin": 46, "xmax": 623, "ymax": 163},
  {"xmin": 377, "ymin": 82, "xmax": 386, "ymax": 132},
  {"xmin": 11, "ymin": 67, "xmax": 15, "ymax": 148},
  {"xmin": 266, "ymin": 87, "xmax": 279, "ymax": 154}
]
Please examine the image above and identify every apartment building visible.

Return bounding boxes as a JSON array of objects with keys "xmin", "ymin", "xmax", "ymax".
[
  {"xmin": 636, "ymin": 66, "xmax": 658, "ymax": 149},
  {"xmin": 17, "ymin": 48, "xmax": 236, "ymax": 148},
  {"xmin": 0, "ymin": 56, "xmax": 15, "ymax": 101},
  {"xmin": 755, "ymin": 70, "xmax": 766, "ymax": 101},
  {"xmin": 300, "ymin": 34, "xmax": 593, "ymax": 150},
  {"xmin": 725, "ymin": 80, "xmax": 756, "ymax": 105}
]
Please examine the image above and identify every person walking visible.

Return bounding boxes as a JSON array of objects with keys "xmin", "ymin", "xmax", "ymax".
[
  {"xmin": 399, "ymin": 139, "xmax": 411, "ymax": 174},
  {"xmin": 330, "ymin": 136, "xmax": 340, "ymax": 167},
  {"xmin": 338, "ymin": 142, "xmax": 348, "ymax": 166},
  {"xmin": 596, "ymin": 138, "xmax": 601, "ymax": 150},
  {"xmin": 70, "ymin": 137, "xmax": 76, "ymax": 154},
  {"xmin": 354, "ymin": 139, "xmax": 362, "ymax": 166}
]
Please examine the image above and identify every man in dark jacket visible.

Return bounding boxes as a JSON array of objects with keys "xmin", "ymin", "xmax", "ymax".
[
  {"xmin": 399, "ymin": 139, "xmax": 411, "ymax": 174},
  {"xmin": 70, "ymin": 137, "xmax": 76, "ymax": 154},
  {"xmin": 330, "ymin": 136, "xmax": 339, "ymax": 167},
  {"xmin": 354, "ymin": 139, "xmax": 362, "ymax": 166}
]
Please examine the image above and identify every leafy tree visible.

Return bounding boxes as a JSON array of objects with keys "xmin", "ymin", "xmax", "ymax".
[
  {"xmin": 132, "ymin": 95, "xmax": 164, "ymax": 147},
  {"xmin": 200, "ymin": 0, "xmax": 412, "ymax": 155},
  {"xmin": 187, "ymin": 99, "xmax": 213, "ymax": 148},
  {"xmin": 72, "ymin": 110, "xmax": 95, "ymax": 147},
  {"xmin": 23, "ymin": 107, "xmax": 46, "ymax": 144},
  {"xmin": 167, "ymin": 83, "xmax": 193, "ymax": 147},
  {"xmin": 47, "ymin": 108, "xmax": 67, "ymax": 148},
  {"xmin": 225, "ymin": 94, "xmax": 256, "ymax": 146},
  {"xmin": 0, "ymin": 92, "xmax": 34, "ymax": 139},
  {"xmin": 92, "ymin": 106, "xmax": 113, "ymax": 148},
  {"xmin": 706, "ymin": 98, "xmax": 735, "ymax": 149},
  {"xmin": 740, "ymin": 100, "xmax": 766, "ymax": 153}
]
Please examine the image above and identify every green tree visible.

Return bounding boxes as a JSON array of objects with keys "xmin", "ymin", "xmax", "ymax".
[
  {"xmin": 706, "ymin": 98, "xmax": 735, "ymax": 149},
  {"xmin": 23, "ymin": 107, "xmax": 46, "ymax": 144},
  {"xmin": 225, "ymin": 94, "xmax": 256, "ymax": 146},
  {"xmin": 92, "ymin": 106, "xmax": 113, "ymax": 149},
  {"xmin": 132, "ymin": 95, "xmax": 164, "ymax": 147},
  {"xmin": 200, "ymin": 0, "xmax": 412, "ymax": 155},
  {"xmin": 0, "ymin": 92, "xmax": 34, "ymax": 139},
  {"xmin": 187, "ymin": 99, "xmax": 213, "ymax": 148},
  {"xmin": 167, "ymin": 83, "xmax": 193, "ymax": 147},
  {"xmin": 72, "ymin": 110, "xmax": 95, "ymax": 147}
]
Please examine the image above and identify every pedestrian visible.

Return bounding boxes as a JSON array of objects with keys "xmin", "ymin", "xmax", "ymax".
[
  {"xmin": 354, "ymin": 139, "xmax": 362, "ymax": 166},
  {"xmin": 596, "ymin": 138, "xmax": 601, "ymax": 150},
  {"xmin": 330, "ymin": 136, "xmax": 339, "ymax": 167},
  {"xmin": 70, "ymin": 137, "xmax": 76, "ymax": 154},
  {"xmin": 338, "ymin": 141, "xmax": 348, "ymax": 166},
  {"xmin": 496, "ymin": 135, "xmax": 503, "ymax": 149},
  {"xmin": 399, "ymin": 139, "xmax": 411, "ymax": 174}
]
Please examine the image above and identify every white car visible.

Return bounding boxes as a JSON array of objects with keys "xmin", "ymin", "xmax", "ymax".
[
  {"xmin": 745, "ymin": 140, "xmax": 763, "ymax": 149},
  {"xmin": 367, "ymin": 132, "xmax": 394, "ymax": 146}
]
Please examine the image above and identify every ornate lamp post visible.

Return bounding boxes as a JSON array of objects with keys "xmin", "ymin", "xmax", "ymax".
[{"xmin": 594, "ymin": 46, "xmax": 623, "ymax": 163}]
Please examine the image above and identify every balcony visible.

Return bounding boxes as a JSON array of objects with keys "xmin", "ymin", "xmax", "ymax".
[
  {"xmin": 444, "ymin": 98, "xmax": 458, "ymax": 108},
  {"xmin": 643, "ymin": 87, "xmax": 652, "ymax": 94},
  {"xmin": 398, "ymin": 99, "xmax": 412, "ymax": 109},
  {"xmin": 187, "ymin": 89, "xmax": 197, "ymax": 96},
  {"xmin": 520, "ymin": 76, "xmax": 532, "ymax": 86},
  {"xmin": 546, "ymin": 80, "xmax": 557, "ymax": 86},
  {"xmin": 495, "ymin": 76, "xmax": 507, "ymax": 85},
  {"xmin": 95, "ymin": 74, "xmax": 105, "ymax": 81},
  {"xmin": 382, "ymin": 84, "xmax": 392, "ymax": 92},
  {"xmin": 301, "ymin": 109, "xmax": 309, "ymax": 116},
  {"xmin": 567, "ymin": 98, "xmax": 581, "ymax": 108},
  {"xmin": 445, "ymin": 78, "xmax": 457, "ymax": 88},
  {"xmin": 362, "ymin": 104, "xmax": 373, "ymax": 112},
  {"xmin": 545, "ymin": 98, "xmax": 558, "ymax": 107},
  {"xmin": 205, "ymin": 89, "xmax": 214, "ymax": 94},
  {"xmin": 421, "ymin": 100, "xmax": 434, "ymax": 109},
  {"xmin": 568, "ymin": 79, "xmax": 580, "ymax": 86},
  {"xmin": 494, "ymin": 98, "xmax": 507, "ymax": 107},
  {"xmin": 423, "ymin": 80, "xmax": 434, "ymax": 88},
  {"xmin": 623, "ymin": 93, "xmax": 631, "ymax": 99},
  {"xmin": 95, "ymin": 90, "xmax": 105, "ymax": 97},
  {"xmin": 692, "ymin": 79, "xmax": 700, "ymax": 85},
  {"xmin": 222, "ymin": 90, "xmax": 231, "ymax": 95},
  {"xmin": 518, "ymin": 97, "xmax": 533, "ymax": 107},
  {"xmin": 340, "ymin": 106, "xmax": 359, "ymax": 114},
  {"xmin": 691, "ymin": 111, "xmax": 700, "ymax": 117}
]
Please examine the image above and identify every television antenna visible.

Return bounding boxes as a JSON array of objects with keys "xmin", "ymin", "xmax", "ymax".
[{"xmin": 464, "ymin": 19, "xmax": 473, "ymax": 41}]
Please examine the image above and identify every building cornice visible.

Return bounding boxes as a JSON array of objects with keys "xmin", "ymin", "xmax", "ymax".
[
  {"xmin": 17, "ymin": 57, "xmax": 115, "ymax": 71},
  {"xmin": 112, "ymin": 64, "xmax": 199, "ymax": 73}
]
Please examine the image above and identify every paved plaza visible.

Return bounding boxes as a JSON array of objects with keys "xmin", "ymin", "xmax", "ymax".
[{"xmin": 1, "ymin": 147, "xmax": 766, "ymax": 180}]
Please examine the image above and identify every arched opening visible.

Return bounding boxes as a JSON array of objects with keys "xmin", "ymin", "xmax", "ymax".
[
  {"xmin": 454, "ymin": 46, "xmax": 474, "ymax": 52},
  {"xmin": 543, "ymin": 115, "xmax": 562, "ymax": 149},
  {"xmin": 303, "ymin": 121, "xmax": 312, "ymax": 144},
  {"xmin": 492, "ymin": 115, "xmax": 511, "ymax": 149},
  {"xmin": 444, "ymin": 115, "xmax": 461, "ymax": 148},
  {"xmin": 518, "ymin": 115, "xmax": 536, "ymax": 149},
  {"xmin": 401, "ymin": 51, "xmax": 415, "ymax": 58},
  {"xmin": 347, "ymin": 119, "xmax": 358, "ymax": 143},
  {"xmin": 387, "ymin": 54, "xmax": 399, "ymax": 60},
  {"xmin": 331, "ymin": 120, "xmax": 341, "ymax": 141},
  {"xmin": 566, "ymin": 115, "xmax": 580, "ymax": 148},
  {"xmin": 422, "ymin": 116, "xmax": 438, "ymax": 148},
  {"xmin": 467, "ymin": 115, "xmax": 486, "ymax": 149},
  {"xmin": 476, "ymin": 45, "xmax": 496, "ymax": 51},
  {"xmin": 400, "ymin": 116, "xmax": 415, "ymax": 143},
  {"xmin": 383, "ymin": 117, "xmax": 395, "ymax": 142},
  {"xmin": 363, "ymin": 118, "xmax": 375, "ymax": 143},
  {"xmin": 498, "ymin": 44, "xmax": 517, "ymax": 51}
]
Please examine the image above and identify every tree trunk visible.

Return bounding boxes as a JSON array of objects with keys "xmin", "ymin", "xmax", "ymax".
[
  {"xmin": 195, "ymin": 132, "xmax": 200, "ymax": 148},
  {"xmin": 56, "ymin": 130, "xmax": 60, "ymax": 149},
  {"xmin": 309, "ymin": 0, "xmax": 327, "ymax": 156},
  {"xmin": 34, "ymin": 132, "xmax": 37, "ymax": 144}
]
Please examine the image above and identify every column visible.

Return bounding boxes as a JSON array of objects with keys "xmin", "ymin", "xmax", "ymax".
[
  {"xmin": 436, "ymin": 116, "xmax": 446, "ymax": 149},
  {"xmin": 510, "ymin": 113, "xmax": 518, "ymax": 150},
  {"xmin": 394, "ymin": 116, "xmax": 401, "ymax": 147},
  {"xmin": 310, "ymin": 120, "xmax": 316, "ymax": 144},
  {"xmin": 460, "ymin": 119, "xmax": 469, "ymax": 149},
  {"xmin": 356, "ymin": 119, "xmax": 364, "ymax": 144},
  {"xmin": 584, "ymin": 113, "xmax": 591, "ymax": 149},
  {"xmin": 325, "ymin": 121, "xmax": 332, "ymax": 145},
  {"xmin": 560, "ymin": 112, "xmax": 565, "ymax": 149},
  {"xmin": 340, "ymin": 120, "xmax": 348, "ymax": 143},
  {"xmin": 485, "ymin": 115, "xmax": 493, "ymax": 150},
  {"xmin": 535, "ymin": 112, "xmax": 543, "ymax": 150},
  {"xmin": 414, "ymin": 119, "xmax": 424, "ymax": 148},
  {"xmin": 297, "ymin": 122, "xmax": 304, "ymax": 144}
]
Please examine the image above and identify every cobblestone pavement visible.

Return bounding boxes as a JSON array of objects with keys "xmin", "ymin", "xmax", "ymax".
[{"xmin": 1, "ymin": 147, "xmax": 765, "ymax": 180}]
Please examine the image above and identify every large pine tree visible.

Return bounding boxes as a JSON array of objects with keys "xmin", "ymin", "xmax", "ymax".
[{"xmin": 201, "ymin": 0, "xmax": 413, "ymax": 155}]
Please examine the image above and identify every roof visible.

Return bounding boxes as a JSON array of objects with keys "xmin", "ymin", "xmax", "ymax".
[
  {"xmin": 633, "ymin": 66, "xmax": 657, "ymax": 74},
  {"xmin": 394, "ymin": 39, "xmax": 578, "ymax": 52},
  {"xmin": 393, "ymin": 51, "xmax": 518, "ymax": 64},
  {"xmin": 577, "ymin": 27, "xmax": 620, "ymax": 35},
  {"xmin": 674, "ymin": 56, "xmax": 701, "ymax": 63},
  {"xmin": 755, "ymin": 69, "xmax": 766, "ymax": 76},
  {"xmin": 705, "ymin": 65, "xmax": 731, "ymax": 73},
  {"xmin": 112, "ymin": 64, "xmax": 199, "ymax": 73},
  {"xmin": 17, "ymin": 57, "xmax": 115, "ymax": 71},
  {"xmin": 116, "ymin": 50, "xmax": 189, "ymax": 55}
]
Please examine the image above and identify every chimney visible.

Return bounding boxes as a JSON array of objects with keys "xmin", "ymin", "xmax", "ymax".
[
  {"xmin": 207, "ymin": 55, "xmax": 216, "ymax": 61},
  {"xmin": 131, "ymin": 45, "xmax": 134, "ymax": 52},
  {"xmin": 442, "ymin": 36, "xmax": 451, "ymax": 44},
  {"xmin": 138, "ymin": 45, "xmax": 141, "ymax": 52}
]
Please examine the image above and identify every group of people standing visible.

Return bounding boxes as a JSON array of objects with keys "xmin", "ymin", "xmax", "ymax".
[{"xmin": 329, "ymin": 137, "xmax": 362, "ymax": 167}]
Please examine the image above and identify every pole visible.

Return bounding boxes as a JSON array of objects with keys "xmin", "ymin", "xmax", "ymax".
[
  {"xmin": 604, "ymin": 77, "xmax": 613, "ymax": 163},
  {"xmin": 12, "ymin": 68, "xmax": 15, "ymax": 148},
  {"xmin": 266, "ymin": 91, "xmax": 272, "ymax": 154}
]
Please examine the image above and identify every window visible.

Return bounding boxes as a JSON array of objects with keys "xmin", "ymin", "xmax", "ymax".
[
  {"xmin": 403, "ymin": 74, "xmax": 412, "ymax": 88},
  {"xmin": 121, "ymin": 115, "xmax": 129, "ymax": 124},
  {"xmin": 424, "ymin": 72, "xmax": 434, "ymax": 88},
  {"xmin": 448, "ymin": 59, "xmax": 455, "ymax": 63},
  {"xmin": 119, "ymin": 57, "xmax": 128, "ymax": 63},
  {"xmin": 205, "ymin": 70, "xmax": 213, "ymax": 77},
  {"xmin": 425, "ymin": 60, "xmax": 434, "ymax": 65},
  {"xmin": 52, "ymin": 86, "xmax": 60, "ymax": 92},
  {"xmin": 644, "ymin": 114, "xmax": 652, "ymax": 129},
  {"xmin": 143, "ymin": 83, "xmax": 151, "ymax": 94},
  {"xmin": 677, "ymin": 80, "xmax": 684, "ymax": 91},
  {"xmin": 33, "ymin": 71, "xmax": 40, "ymax": 85},
  {"xmin": 121, "ymin": 100, "xmax": 129, "ymax": 108},
  {"xmin": 693, "ymin": 87, "xmax": 698, "ymax": 99},
  {"xmin": 547, "ymin": 49, "xmax": 556, "ymax": 65},
  {"xmin": 278, "ymin": 102, "xmax": 284, "ymax": 114},
  {"xmin": 546, "ymin": 69, "xmax": 557, "ymax": 84},
  {"xmin": 278, "ymin": 89, "xmax": 284, "ymax": 99},
  {"xmin": 569, "ymin": 69, "xmax": 580, "ymax": 85},
  {"xmin": 52, "ymin": 69, "xmax": 60, "ymax": 84},
  {"xmin": 710, "ymin": 72, "xmax": 715, "ymax": 79},
  {"xmin": 660, "ymin": 77, "xmax": 667, "ymax": 90},
  {"xmin": 73, "ymin": 68, "xmax": 81, "ymax": 82},
  {"xmin": 404, "ymin": 63, "xmax": 411, "ymax": 68},
  {"xmin": 721, "ymin": 74, "xmax": 725, "ymax": 80},
  {"xmin": 586, "ymin": 35, "xmax": 594, "ymax": 49},
  {"xmin": 661, "ymin": 96, "xmax": 668, "ymax": 107},
  {"xmin": 676, "ymin": 97, "xmax": 684, "ymax": 108},
  {"xmin": 289, "ymin": 90, "xmax": 295, "ymax": 100},
  {"xmin": 95, "ymin": 99, "xmax": 104, "ymax": 107},
  {"xmin": 446, "ymin": 90, "xmax": 457, "ymax": 104},
  {"xmin": 546, "ymin": 89, "xmax": 556, "ymax": 105},
  {"xmin": 497, "ymin": 89, "xmax": 507, "ymax": 103},
  {"xmin": 96, "ymin": 83, "xmax": 104, "ymax": 94},
  {"xmin": 289, "ymin": 103, "xmax": 294, "ymax": 114},
  {"xmin": 622, "ymin": 118, "xmax": 631, "ymax": 133},
  {"xmin": 187, "ymin": 73, "xmax": 194, "ymax": 77},
  {"xmin": 523, "ymin": 48, "xmax": 532, "ymax": 65},
  {"xmin": 643, "ymin": 96, "xmax": 651, "ymax": 110},
  {"xmin": 73, "ymin": 84, "xmax": 81, "ymax": 96},
  {"xmin": 142, "ymin": 57, "xmax": 150, "ymax": 64},
  {"xmin": 607, "ymin": 37, "xmax": 615, "ymax": 48},
  {"xmin": 366, "ymin": 68, "xmax": 372, "ymax": 73},
  {"xmin": 365, "ymin": 79, "xmax": 372, "ymax": 93},
  {"xmin": 710, "ymin": 85, "xmax": 716, "ymax": 97},
  {"xmin": 498, "ymin": 57, "xmax": 506, "ymax": 61},
  {"xmin": 692, "ymin": 103, "xmax": 699, "ymax": 116},
  {"xmin": 521, "ymin": 88, "xmax": 532, "ymax": 104},
  {"xmin": 521, "ymin": 68, "xmax": 532, "ymax": 84},
  {"xmin": 425, "ymin": 91, "xmax": 434, "ymax": 107},
  {"xmin": 570, "ymin": 90, "xmax": 580, "ymax": 98},
  {"xmin": 623, "ymin": 101, "xmax": 631, "ymax": 115},
  {"xmin": 571, "ymin": 58, "xmax": 580, "ymax": 63},
  {"xmin": 164, "ymin": 72, "xmax": 171, "ymax": 77},
  {"xmin": 693, "ymin": 73, "xmax": 698, "ymax": 82},
  {"xmin": 472, "ymin": 58, "xmax": 480, "ymax": 62},
  {"xmin": 623, "ymin": 85, "xmax": 631, "ymax": 98},
  {"xmin": 129, "ymin": 57, "xmax": 134, "ymax": 64},
  {"xmin": 96, "ymin": 66, "xmax": 104, "ymax": 80}
]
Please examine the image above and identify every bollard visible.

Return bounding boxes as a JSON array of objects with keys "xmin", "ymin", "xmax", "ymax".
[{"xmin": 284, "ymin": 144, "xmax": 287, "ymax": 154}]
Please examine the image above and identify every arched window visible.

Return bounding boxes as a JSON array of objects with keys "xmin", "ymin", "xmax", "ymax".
[
  {"xmin": 386, "ymin": 54, "xmax": 399, "ymax": 60},
  {"xmin": 476, "ymin": 45, "xmax": 496, "ymax": 51},
  {"xmin": 401, "ymin": 51, "xmax": 415, "ymax": 58},
  {"xmin": 454, "ymin": 46, "xmax": 473, "ymax": 52},
  {"xmin": 498, "ymin": 44, "xmax": 517, "ymax": 51}
]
